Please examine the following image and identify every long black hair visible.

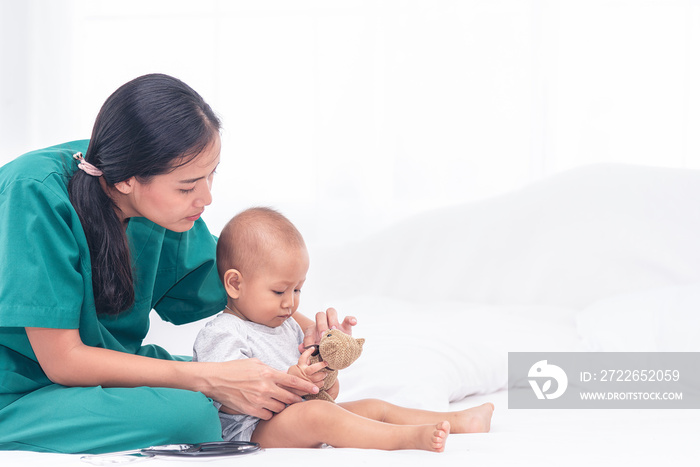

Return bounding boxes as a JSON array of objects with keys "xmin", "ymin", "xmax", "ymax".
[{"xmin": 68, "ymin": 74, "xmax": 221, "ymax": 316}]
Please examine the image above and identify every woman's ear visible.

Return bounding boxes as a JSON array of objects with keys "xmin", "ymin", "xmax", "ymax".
[
  {"xmin": 223, "ymin": 269, "xmax": 243, "ymax": 299},
  {"xmin": 113, "ymin": 177, "xmax": 136, "ymax": 195}
]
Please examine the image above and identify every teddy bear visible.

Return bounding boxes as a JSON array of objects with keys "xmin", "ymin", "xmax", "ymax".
[{"xmin": 303, "ymin": 329, "xmax": 365, "ymax": 403}]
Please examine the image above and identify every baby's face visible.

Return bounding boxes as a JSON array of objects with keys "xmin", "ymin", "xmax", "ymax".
[{"xmin": 236, "ymin": 246, "xmax": 309, "ymax": 327}]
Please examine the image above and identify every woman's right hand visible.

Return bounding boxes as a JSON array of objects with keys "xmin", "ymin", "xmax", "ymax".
[
  {"xmin": 206, "ymin": 358, "xmax": 320, "ymax": 420},
  {"xmin": 25, "ymin": 327, "xmax": 315, "ymax": 421}
]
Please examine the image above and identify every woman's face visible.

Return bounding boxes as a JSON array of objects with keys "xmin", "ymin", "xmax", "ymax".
[{"xmin": 114, "ymin": 133, "xmax": 221, "ymax": 232}]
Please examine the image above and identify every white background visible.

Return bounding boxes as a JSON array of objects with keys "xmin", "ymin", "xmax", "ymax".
[
  {"xmin": 2, "ymin": 6, "xmax": 699, "ymax": 462},
  {"xmin": 2, "ymin": 0, "xmax": 700, "ymax": 248}
]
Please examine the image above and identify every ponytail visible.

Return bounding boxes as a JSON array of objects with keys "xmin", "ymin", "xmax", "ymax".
[
  {"xmin": 68, "ymin": 74, "xmax": 221, "ymax": 316},
  {"xmin": 69, "ymin": 170, "xmax": 134, "ymax": 315}
]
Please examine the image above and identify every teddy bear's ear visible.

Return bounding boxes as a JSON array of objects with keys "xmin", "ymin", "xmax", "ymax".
[{"xmin": 355, "ymin": 338, "xmax": 365, "ymax": 349}]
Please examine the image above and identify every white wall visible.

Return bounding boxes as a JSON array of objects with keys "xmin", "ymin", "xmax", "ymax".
[{"xmin": 2, "ymin": 0, "xmax": 700, "ymax": 249}]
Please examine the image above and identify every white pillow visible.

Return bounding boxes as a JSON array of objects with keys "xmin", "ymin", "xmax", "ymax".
[
  {"xmin": 575, "ymin": 285, "xmax": 700, "ymax": 352},
  {"xmin": 329, "ymin": 296, "xmax": 582, "ymax": 410}
]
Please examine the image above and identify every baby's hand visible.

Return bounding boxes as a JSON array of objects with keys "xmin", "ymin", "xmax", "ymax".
[{"xmin": 288, "ymin": 346, "xmax": 327, "ymax": 386}]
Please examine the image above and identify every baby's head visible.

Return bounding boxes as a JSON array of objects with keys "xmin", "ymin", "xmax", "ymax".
[{"xmin": 217, "ymin": 207, "xmax": 309, "ymax": 327}]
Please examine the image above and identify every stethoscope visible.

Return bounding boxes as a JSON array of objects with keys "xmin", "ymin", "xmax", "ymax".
[{"xmin": 80, "ymin": 441, "xmax": 261, "ymax": 465}]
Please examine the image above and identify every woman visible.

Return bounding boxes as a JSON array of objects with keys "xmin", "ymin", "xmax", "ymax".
[{"xmin": 0, "ymin": 74, "xmax": 354, "ymax": 454}]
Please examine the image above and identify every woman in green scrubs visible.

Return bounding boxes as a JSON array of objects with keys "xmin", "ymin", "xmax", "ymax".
[{"xmin": 0, "ymin": 74, "xmax": 349, "ymax": 454}]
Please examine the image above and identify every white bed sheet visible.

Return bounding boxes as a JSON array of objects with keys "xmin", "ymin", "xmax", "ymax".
[
  {"xmin": 6, "ymin": 295, "xmax": 698, "ymax": 467},
  {"xmin": 4, "ymin": 389, "xmax": 698, "ymax": 467}
]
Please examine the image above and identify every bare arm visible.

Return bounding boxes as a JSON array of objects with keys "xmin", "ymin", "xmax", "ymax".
[{"xmin": 25, "ymin": 327, "xmax": 319, "ymax": 420}]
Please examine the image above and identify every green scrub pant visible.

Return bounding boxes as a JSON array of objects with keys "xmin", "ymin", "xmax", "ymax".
[{"xmin": 0, "ymin": 384, "xmax": 224, "ymax": 454}]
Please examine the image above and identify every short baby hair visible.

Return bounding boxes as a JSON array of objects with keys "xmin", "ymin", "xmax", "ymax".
[{"xmin": 216, "ymin": 207, "xmax": 306, "ymax": 280}]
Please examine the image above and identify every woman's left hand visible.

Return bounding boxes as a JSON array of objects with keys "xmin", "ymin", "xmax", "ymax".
[{"xmin": 297, "ymin": 307, "xmax": 357, "ymax": 351}]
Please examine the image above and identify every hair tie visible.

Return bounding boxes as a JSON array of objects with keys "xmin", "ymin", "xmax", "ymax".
[{"xmin": 73, "ymin": 152, "xmax": 103, "ymax": 177}]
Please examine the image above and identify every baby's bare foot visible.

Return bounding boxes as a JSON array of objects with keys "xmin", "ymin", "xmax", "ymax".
[
  {"xmin": 429, "ymin": 421, "xmax": 450, "ymax": 452},
  {"xmin": 452, "ymin": 403, "xmax": 494, "ymax": 433}
]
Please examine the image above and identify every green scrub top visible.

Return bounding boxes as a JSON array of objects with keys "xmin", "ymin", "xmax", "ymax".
[{"xmin": 0, "ymin": 140, "xmax": 227, "ymax": 410}]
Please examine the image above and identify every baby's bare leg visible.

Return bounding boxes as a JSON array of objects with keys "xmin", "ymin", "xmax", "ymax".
[
  {"xmin": 251, "ymin": 400, "xmax": 450, "ymax": 452},
  {"xmin": 339, "ymin": 399, "xmax": 494, "ymax": 433}
]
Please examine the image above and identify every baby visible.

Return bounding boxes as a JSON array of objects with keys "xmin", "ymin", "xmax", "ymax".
[{"xmin": 193, "ymin": 207, "xmax": 494, "ymax": 452}]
